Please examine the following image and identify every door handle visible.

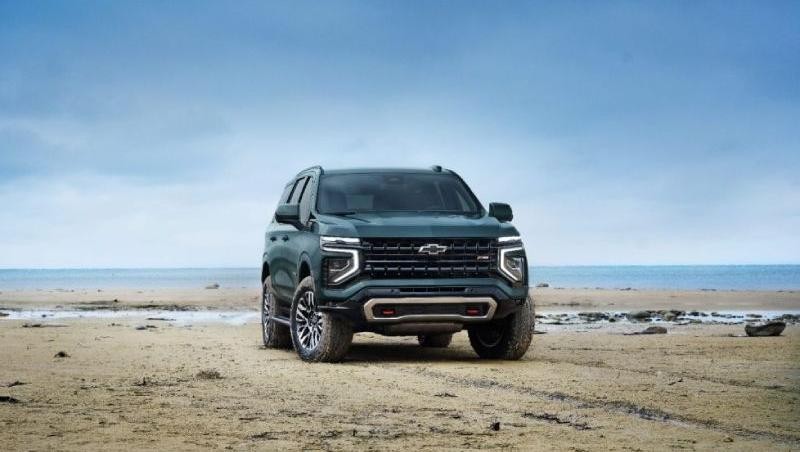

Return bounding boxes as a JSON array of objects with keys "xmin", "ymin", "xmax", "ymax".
[{"xmin": 281, "ymin": 236, "xmax": 289, "ymax": 242}]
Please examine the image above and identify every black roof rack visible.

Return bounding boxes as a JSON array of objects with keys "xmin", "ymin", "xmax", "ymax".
[{"xmin": 296, "ymin": 165, "xmax": 324, "ymax": 176}]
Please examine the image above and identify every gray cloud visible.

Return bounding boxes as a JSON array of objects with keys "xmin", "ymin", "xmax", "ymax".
[{"xmin": 0, "ymin": 1, "xmax": 798, "ymax": 266}]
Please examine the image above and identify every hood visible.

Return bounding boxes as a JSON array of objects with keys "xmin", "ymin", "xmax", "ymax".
[{"xmin": 314, "ymin": 211, "xmax": 518, "ymax": 238}]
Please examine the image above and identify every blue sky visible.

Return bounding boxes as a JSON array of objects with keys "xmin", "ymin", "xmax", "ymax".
[{"xmin": 0, "ymin": 1, "xmax": 798, "ymax": 267}]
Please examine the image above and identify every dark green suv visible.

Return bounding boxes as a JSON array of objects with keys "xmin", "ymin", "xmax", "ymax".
[{"xmin": 261, "ymin": 166, "xmax": 533, "ymax": 362}]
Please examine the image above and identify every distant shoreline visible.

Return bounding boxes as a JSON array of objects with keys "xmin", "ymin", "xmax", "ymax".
[
  {"xmin": 1, "ymin": 265, "xmax": 799, "ymax": 291},
  {"xmin": 1, "ymin": 287, "xmax": 799, "ymax": 314},
  {"xmin": 1, "ymin": 286, "xmax": 798, "ymax": 293}
]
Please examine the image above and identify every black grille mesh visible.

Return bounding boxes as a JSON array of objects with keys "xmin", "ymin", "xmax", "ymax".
[{"xmin": 360, "ymin": 238, "xmax": 498, "ymax": 279}]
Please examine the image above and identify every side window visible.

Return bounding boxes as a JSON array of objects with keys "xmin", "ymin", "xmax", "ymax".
[
  {"xmin": 279, "ymin": 183, "xmax": 294, "ymax": 204},
  {"xmin": 289, "ymin": 177, "xmax": 308, "ymax": 204},
  {"xmin": 272, "ymin": 179, "xmax": 300, "ymax": 223},
  {"xmin": 298, "ymin": 176, "xmax": 315, "ymax": 224}
]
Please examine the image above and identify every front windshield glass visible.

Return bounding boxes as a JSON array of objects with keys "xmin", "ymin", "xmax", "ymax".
[{"xmin": 316, "ymin": 173, "xmax": 480, "ymax": 215}]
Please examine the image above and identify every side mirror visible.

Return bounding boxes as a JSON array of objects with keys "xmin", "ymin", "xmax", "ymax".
[
  {"xmin": 275, "ymin": 203, "xmax": 302, "ymax": 228},
  {"xmin": 489, "ymin": 202, "xmax": 513, "ymax": 222}
]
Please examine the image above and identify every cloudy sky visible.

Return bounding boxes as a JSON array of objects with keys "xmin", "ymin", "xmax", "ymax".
[{"xmin": 1, "ymin": 1, "xmax": 798, "ymax": 268}]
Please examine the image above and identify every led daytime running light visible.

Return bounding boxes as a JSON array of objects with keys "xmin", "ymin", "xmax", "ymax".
[{"xmin": 499, "ymin": 245, "xmax": 525, "ymax": 282}]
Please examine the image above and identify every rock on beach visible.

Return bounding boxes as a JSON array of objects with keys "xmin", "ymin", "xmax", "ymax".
[{"xmin": 745, "ymin": 322, "xmax": 786, "ymax": 337}]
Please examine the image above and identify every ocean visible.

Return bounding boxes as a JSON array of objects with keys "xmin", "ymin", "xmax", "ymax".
[{"xmin": 0, "ymin": 265, "xmax": 798, "ymax": 291}]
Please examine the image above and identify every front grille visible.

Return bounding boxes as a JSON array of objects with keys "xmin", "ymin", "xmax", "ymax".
[{"xmin": 360, "ymin": 238, "xmax": 498, "ymax": 279}]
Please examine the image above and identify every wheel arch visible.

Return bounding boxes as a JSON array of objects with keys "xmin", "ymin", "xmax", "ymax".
[
  {"xmin": 261, "ymin": 261, "xmax": 270, "ymax": 284},
  {"xmin": 297, "ymin": 253, "xmax": 313, "ymax": 284}
]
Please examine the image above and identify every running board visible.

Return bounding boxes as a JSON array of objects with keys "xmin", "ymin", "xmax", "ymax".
[{"xmin": 272, "ymin": 316, "xmax": 290, "ymax": 326}]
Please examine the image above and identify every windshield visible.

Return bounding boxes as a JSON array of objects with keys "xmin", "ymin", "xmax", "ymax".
[{"xmin": 316, "ymin": 173, "xmax": 481, "ymax": 215}]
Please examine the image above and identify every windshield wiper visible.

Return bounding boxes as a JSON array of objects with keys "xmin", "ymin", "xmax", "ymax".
[{"xmin": 324, "ymin": 211, "xmax": 360, "ymax": 216}]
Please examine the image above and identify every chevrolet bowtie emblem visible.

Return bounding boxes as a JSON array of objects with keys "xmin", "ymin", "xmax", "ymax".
[{"xmin": 418, "ymin": 244, "xmax": 448, "ymax": 255}]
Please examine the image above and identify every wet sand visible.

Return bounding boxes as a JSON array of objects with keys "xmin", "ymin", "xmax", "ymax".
[
  {"xmin": 2, "ymin": 286, "xmax": 798, "ymax": 312},
  {"xmin": 1, "ymin": 288, "xmax": 799, "ymax": 450}
]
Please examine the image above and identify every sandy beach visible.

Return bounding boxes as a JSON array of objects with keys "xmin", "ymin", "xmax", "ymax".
[
  {"xmin": 1, "ymin": 288, "xmax": 799, "ymax": 450},
  {"xmin": 2, "ymin": 286, "xmax": 799, "ymax": 312}
]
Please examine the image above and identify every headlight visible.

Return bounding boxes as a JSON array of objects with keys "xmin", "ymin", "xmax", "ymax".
[
  {"xmin": 498, "ymin": 245, "xmax": 526, "ymax": 283},
  {"xmin": 320, "ymin": 236, "xmax": 360, "ymax": 285}
]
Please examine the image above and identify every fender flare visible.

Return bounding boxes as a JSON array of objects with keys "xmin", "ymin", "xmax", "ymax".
[
  {"xmin": 261, "ymin": 254, "xmax": 270, "ymax": 284},
  {"xmin": 296, "ymin": 252, "xmax": 316, "ymax": 287}
]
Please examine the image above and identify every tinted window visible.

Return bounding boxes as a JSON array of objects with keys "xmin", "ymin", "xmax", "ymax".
[
  {"xmin": 317, "ymin": 173, "xmax": 480, "ymax": 214},
  {"xmin": 298, "ymin": 176, "xmax": 315, "ymax": 223},
  {"xmin": 290, "ymin": 177, "xmax": 309, "ymax": 204},
  {"xmin": 279, "ymin": 182, "xmax": 294, "ymax": 204},
  {"xmin": 273, "ymin": 181, "xmax": 298, "ymax": 223}
]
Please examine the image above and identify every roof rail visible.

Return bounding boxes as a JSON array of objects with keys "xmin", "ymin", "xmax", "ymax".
[{"xmin": 297, "ymin": 165, "xmax": 324, "ymax": 176}]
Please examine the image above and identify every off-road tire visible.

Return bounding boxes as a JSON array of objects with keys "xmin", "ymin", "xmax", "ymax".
[
  {"xmin": 468, "ymin": 296, "xmax": 534, "ymax": 360},
  {"xmin": 417, "ymin": 333, "xmax": 453, "ymax": 348},
  {"xmin": 261, "ymin": 278, "xmax": 292, "ymax": 348},
  {"xmin": 290, "ymin": 276, "xmax": 353, "ymax": 362}
]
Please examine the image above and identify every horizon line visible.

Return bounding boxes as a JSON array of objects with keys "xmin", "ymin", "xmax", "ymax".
[{"xmin": 1, "ymin": 263, "xmax": 799, "ymax": 271}]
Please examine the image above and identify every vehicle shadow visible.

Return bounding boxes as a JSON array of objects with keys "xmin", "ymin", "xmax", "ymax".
[{"xmin": 344, "ymin": 342, "xmax": 480, "ymax": 363}]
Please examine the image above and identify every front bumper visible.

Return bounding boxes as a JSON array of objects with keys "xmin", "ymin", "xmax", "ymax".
[
  {"xmin": 317, "ymin": 277, "xmax": 528, "ymax": 329},
  {"xmin": 363, "ymin": 296, "xmax": 497, "ymax": 323}
]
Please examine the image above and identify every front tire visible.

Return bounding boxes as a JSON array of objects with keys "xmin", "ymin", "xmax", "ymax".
[
  {"xmin": 468, "ymin": 297, "xmax": 534, "ymax": 360},
  {"xmin": 290, "ymin": 276, "xmax": 353, "ymax": 362},
  {"xmin": 261, "ymin": 278, "xmax": 292, "ymax": 348}
]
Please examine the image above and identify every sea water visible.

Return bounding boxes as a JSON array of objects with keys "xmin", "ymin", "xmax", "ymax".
[{"xmin": 1, "ymin": 265, "xmax": 798, "ymax": 291}]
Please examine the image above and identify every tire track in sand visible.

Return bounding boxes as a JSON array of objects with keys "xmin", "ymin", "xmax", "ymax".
[{"xmin": 392, "ymin": 366, "xmax": 800, "ymax": 446}]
